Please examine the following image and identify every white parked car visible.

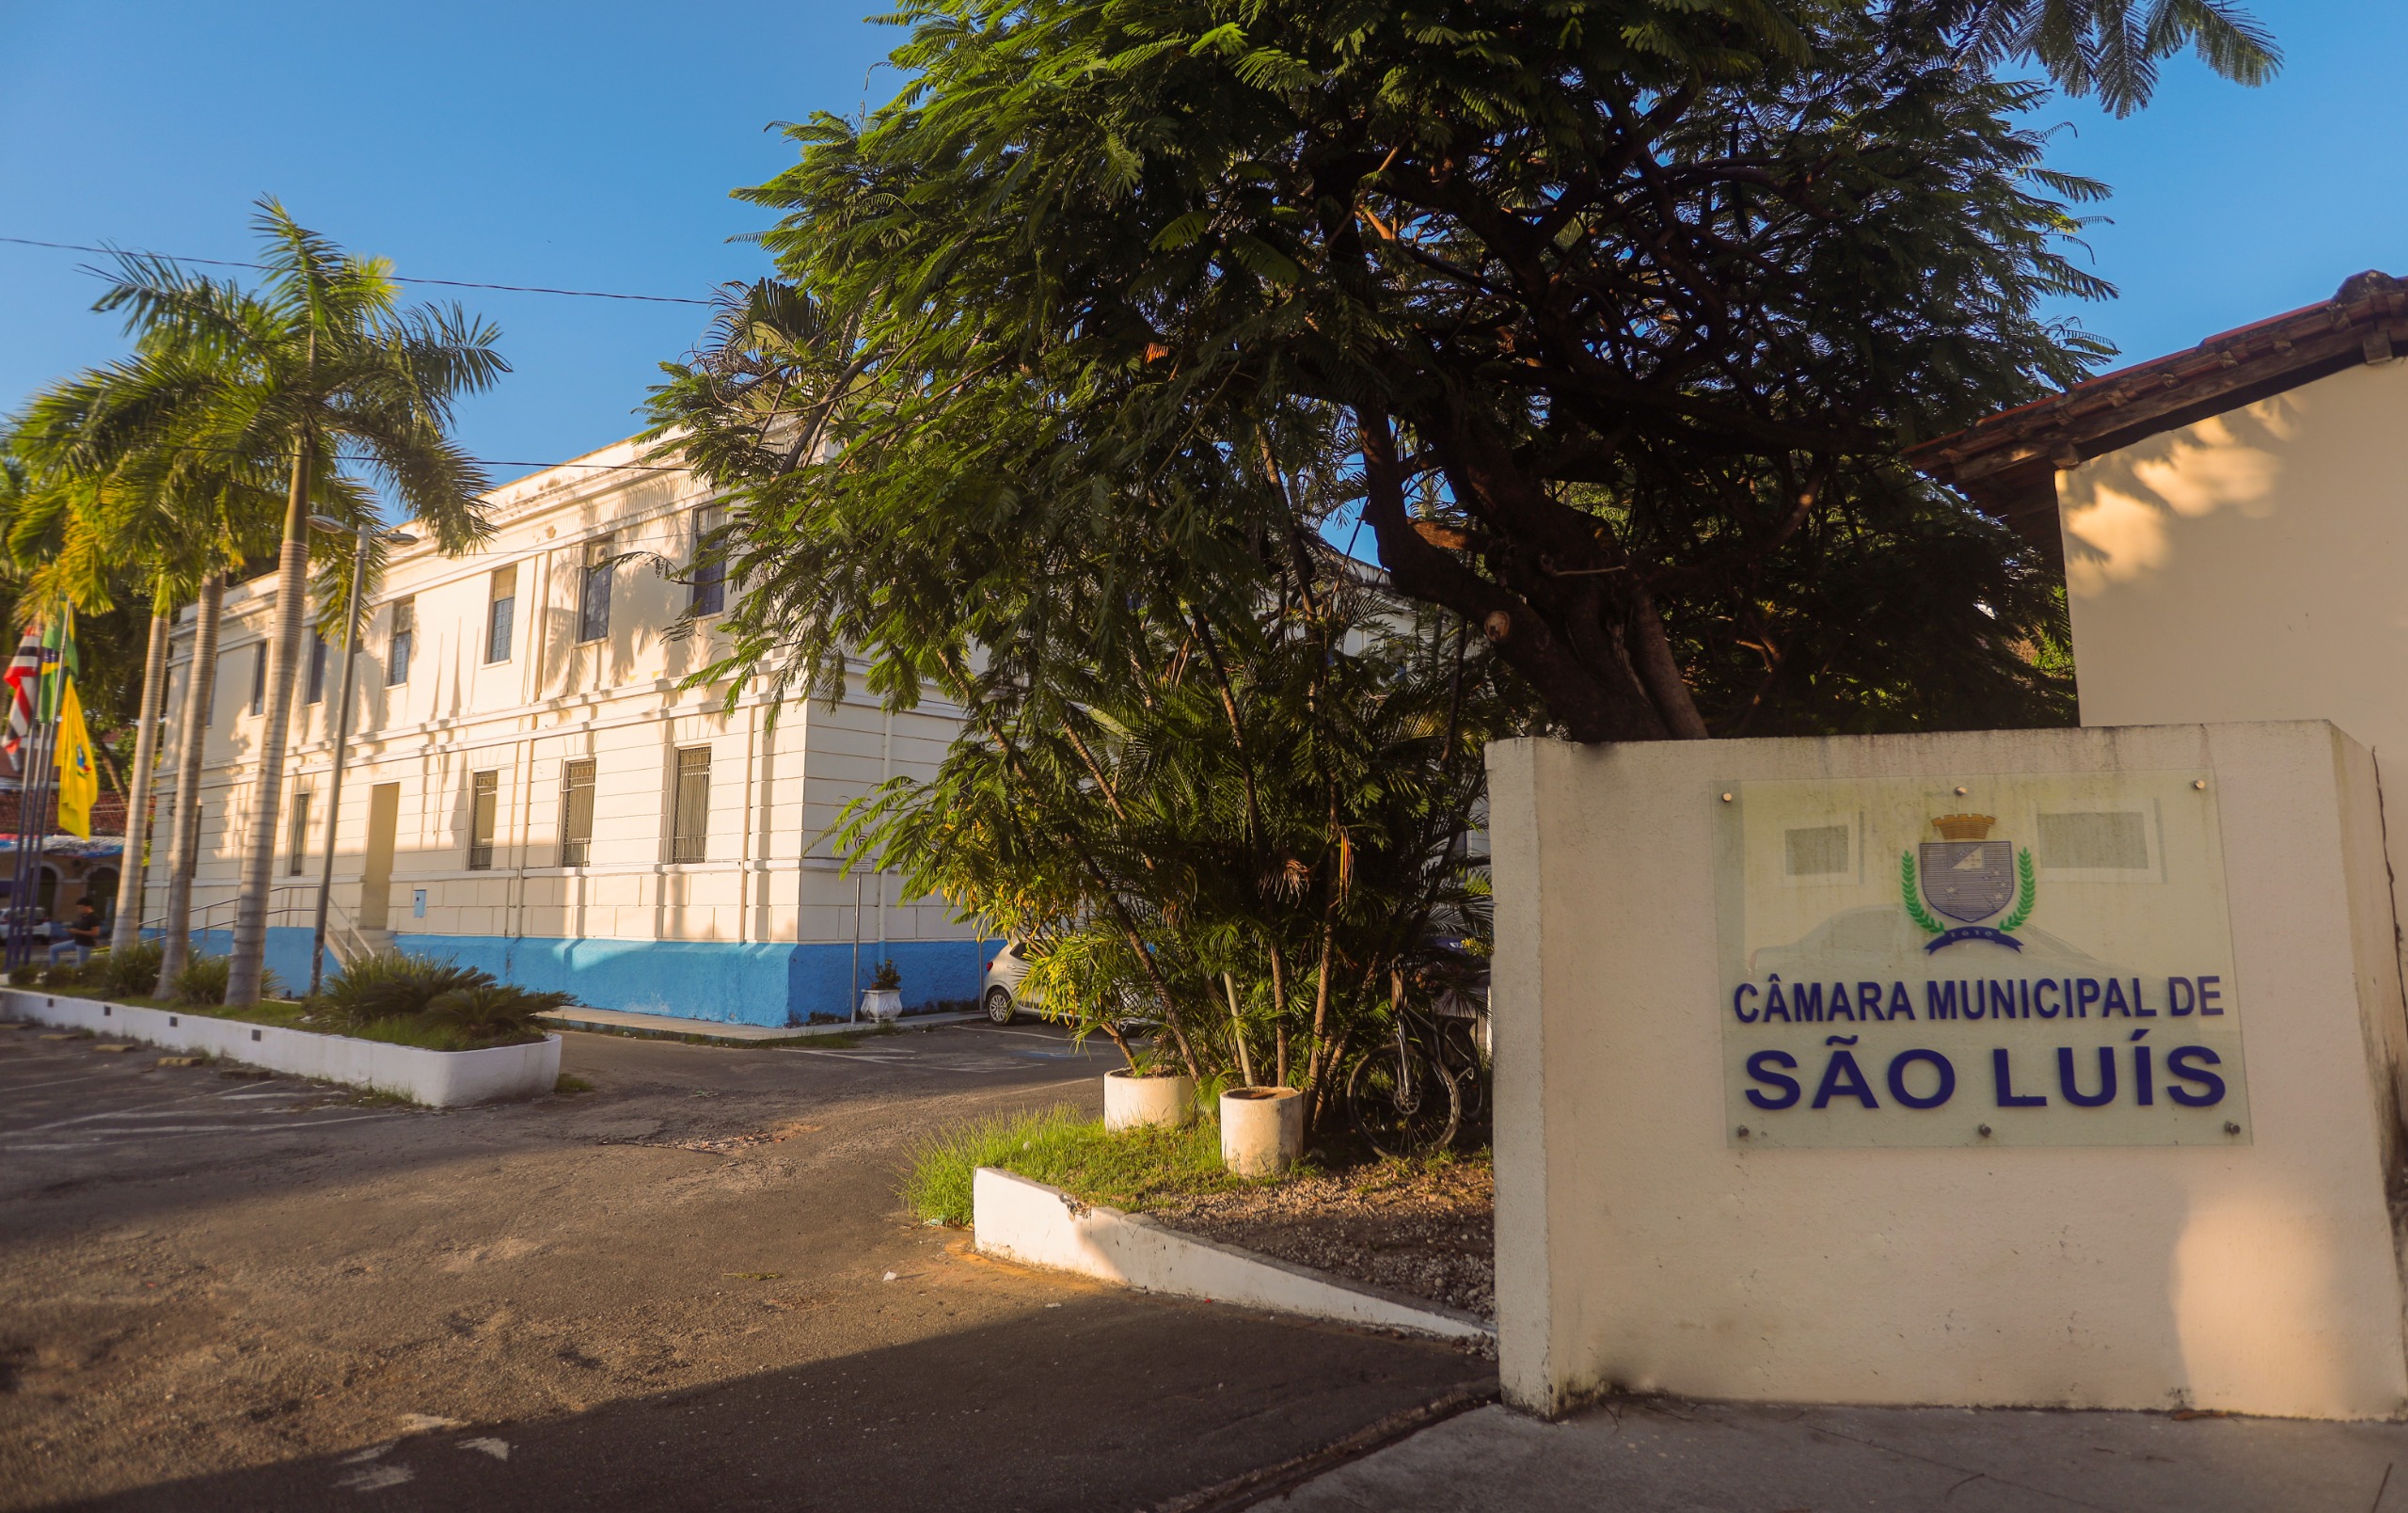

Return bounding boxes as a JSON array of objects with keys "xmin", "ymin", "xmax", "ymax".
[
  {"xmin": 978, "ymin": 941, "xmax": 1162, "ymax": 1032},
  {"xmin": 982, "ymin": 940, "xmax": 1036, "ymax": 1024}
]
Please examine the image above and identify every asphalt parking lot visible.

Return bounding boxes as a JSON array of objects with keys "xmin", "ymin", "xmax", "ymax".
[{"xmin": 0, "ymin": 1017, "xmax": 1487, "ymax": 1512}]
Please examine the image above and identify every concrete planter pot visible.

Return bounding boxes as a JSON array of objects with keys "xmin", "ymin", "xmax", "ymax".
[
  {"xmin": 3, "ymin": 988, "xmax": 560, "ymax": 1107},
  {"xmin": 1220, "ymin": 1086, "xmax": 1305, "ymax": 1175},
  {"xmin": 858, "ymin": 988, "xmax": 902, "ymax": 1024},
  {"xmin": 1103, "ymin": 1068, "xmax": 1196, "ymax": 1131}
]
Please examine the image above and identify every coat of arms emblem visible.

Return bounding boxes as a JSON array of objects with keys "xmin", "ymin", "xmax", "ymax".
[{"xmin": 1901, "ymin": 814, "xmax": 2036, "ymax": 952}]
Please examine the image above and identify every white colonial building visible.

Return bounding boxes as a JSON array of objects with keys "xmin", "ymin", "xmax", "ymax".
[{"xmin": 146, "ymin": 435, "xmax": 984, "ymax": 1025}]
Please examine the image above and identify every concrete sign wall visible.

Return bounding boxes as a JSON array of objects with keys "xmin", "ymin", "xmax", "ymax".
[
  {"xmin": 1717, "ymin": 771, "xmax": 2247, "ymax": 1148},
  {"xmin": 1491, "ymin": 722, "xmax": 2408, "ymax": 1421}
]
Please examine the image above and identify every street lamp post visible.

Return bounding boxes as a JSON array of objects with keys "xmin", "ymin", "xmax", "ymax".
[{"xmin": 305, "ymin": 515, "xmax": 415, "ymax": 998}]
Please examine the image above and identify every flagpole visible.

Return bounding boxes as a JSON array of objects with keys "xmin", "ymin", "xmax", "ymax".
[
  {"xmin": 8, "ymin": 645, "xmax": 58, "ymax": 973},
  {"xmin": 5, "ymin": 657, "xmax": 41, "ymax": 971}
]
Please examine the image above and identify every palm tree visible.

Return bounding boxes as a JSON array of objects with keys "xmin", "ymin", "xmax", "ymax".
[
  {"xmin": 6, "ymin": 375, "xmax": 300, "ymax": 970},
  {"xmin": 88, "ymin": 199, "xmax": 506, "ymax": 1004}
]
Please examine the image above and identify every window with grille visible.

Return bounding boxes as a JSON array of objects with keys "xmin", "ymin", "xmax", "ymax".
[
  {"xmin": 287, "ymin": 789, "xmax": 310, "ymax": 876},
  {"xmin": 578, "ymin": 537, "xmax": 612, "ymax": 644},
  {"xmin": 486, "ymin": 565, "xmax": 516, "ymax": 663},
  {"xmin": 557, "ymin": 758, "xmax": 595, "ymax": 867},
  {"xmin": 248, "ymin": 642, "xmax": 267, "ymax": 716},
  {"xmin": 305, "ymin": 631, "xmax": 326, "ymax": 705},
  {"xmin": 689, "ymin": 506, "xmax": 726, "ymax": 616},
  {"xmin": 387, "ymin": 597, "xmax": 416, "ymax": 686},
  {"xmin": 467, "ymin": 771, "xmax": 499, "ymax": 870},
  {"xmin": 670, "ymin": 747, "xmax": 710, "ymax": 863}
]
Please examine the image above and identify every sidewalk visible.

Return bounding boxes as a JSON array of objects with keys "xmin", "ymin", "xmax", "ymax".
[
  {"xmin": 536, "ymin": 1004, "xmax": 978, "ymax": 1043},
  {"xmin": 1260, "ymin": 1394, "xmax": 2408, "ymax": 1511}
]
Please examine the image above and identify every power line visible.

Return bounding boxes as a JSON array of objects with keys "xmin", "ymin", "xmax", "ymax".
[{"xmin": 0, "ymin": 234, "xmax": 715, "ymax": 306}]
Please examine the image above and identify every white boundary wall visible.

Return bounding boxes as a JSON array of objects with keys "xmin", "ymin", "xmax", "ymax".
[
  {"xmin": 1491, "ymin": 722, "xmax": 2408, "ymax": 1420},
  {"xmin": 2, "ymin": 989, "xmax": 560, "ymax": 1107},
  {"xmin": 973, "ymin": 1167, "xmax": 1492, "ymax": 1343}
]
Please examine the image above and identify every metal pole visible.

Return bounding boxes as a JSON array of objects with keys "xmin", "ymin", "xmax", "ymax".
[
  {"xmin": 307, "ymin": 528, "xmax": 372, "ymax": 997},
  {"xmin": 10, "ymin": 649, "xmax": 59, "ymax": 972}
]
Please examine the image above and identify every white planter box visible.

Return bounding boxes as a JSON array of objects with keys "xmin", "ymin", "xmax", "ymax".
[
  {"xmin": 973, "ymin": 1166, "xmax": 1492, "ymax": 1344},
  {"xmin": 2, "ymin": 989, "xmax": 561, "ymax": 1107}
]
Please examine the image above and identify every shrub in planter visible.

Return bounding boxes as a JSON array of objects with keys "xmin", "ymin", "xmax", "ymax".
[
  {"xmin": 421, "ymin": 984, "xmax": 572, "ymax": 1042},
  {"xmin": 171, "ymin": 955, "xmax": 286, "ymax": 1006},
  {"xmin": 870, "ymin": 959, "xmax": 901, "ymax": 992},
  {"xmin": 94, "ymin": 941, "xmax": 163, "ymax": 997},
  {"xmin": 322, "ymin": 951, "xmax": 495, "ymax": 1027},
  {"xmin": 174, "ymin": 955, "xmax": 231, "ymax": 1005},
  {"xmin": 8, "ymin": 964, "xmax": 38, "ymax": 987},
  {"xmin": 41, "ymin": 959, "xmax": 88, "ymax": 990}
]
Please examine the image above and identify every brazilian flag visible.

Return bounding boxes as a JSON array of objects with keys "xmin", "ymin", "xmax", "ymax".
[{"xmin": 42, "ymin": 611, "xmax": 96, "ymax": 839}]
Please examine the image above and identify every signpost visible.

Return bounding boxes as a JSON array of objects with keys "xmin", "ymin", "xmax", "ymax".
[{"xmin": 1713, "ymin": 771, "xmax": 2249, "ymax": 1148}]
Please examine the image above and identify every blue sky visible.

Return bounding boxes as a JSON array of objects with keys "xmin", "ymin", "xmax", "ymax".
[{"xmin": 3, "ymin": 2, "xmax": 2401, "ymax": 493}]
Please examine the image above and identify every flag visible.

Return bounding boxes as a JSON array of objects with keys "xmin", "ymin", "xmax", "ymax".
[
  {"xmin": 1, "ymin": 625, "xmax": 40, "ymax": 767},
  {"xmin": 52, "ymin": 678, "xmax": 97, "ymax": 840},
  {"xmin": 39, "ymin": 607, "xmax": 77, "ymax": 723}
]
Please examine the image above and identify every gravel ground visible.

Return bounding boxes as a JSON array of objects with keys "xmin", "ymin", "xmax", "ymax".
[{"xmin": 1152, "ymin": 1152, "xmax": 1496, "ymax": 1319}]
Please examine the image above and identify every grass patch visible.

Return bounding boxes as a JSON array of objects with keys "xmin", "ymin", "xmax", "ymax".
[
  {"xmin": 107, "ymin": 995, "xmax": 309, "ymax": 1027},
  {"xmin": 346, "ymin": 1016, "xmax": 545, "ymax": 1052},
  {"xmin": 903, "ymin": 1106, "xmax": 1285, "ymax": 1226},
  {"xmin": 72, "ymin": 993, "xmax": 538, "ymax": 1051},
  {"xmin": 553, "ymin": 1074, "xmax": 595, "ymax": 1095}
]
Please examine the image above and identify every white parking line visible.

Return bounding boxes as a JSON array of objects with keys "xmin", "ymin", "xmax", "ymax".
[
  {"xmin": 6, "ymin": 1113, "xmax": 403, "ymax": 1141},
  {"xmin": 0, "ymin": 1071, "xmax": 115, "ymax": 1093}
]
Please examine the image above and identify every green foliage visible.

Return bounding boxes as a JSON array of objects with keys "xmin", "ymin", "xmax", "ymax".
[
  {"xmin": 420, "ymin": 983, "xmax": 572, "ymax": 1041},
  {"xmin": 173, "ymin": 954, "xmax": 230, "ymax": 1005},
  {"xmin": 869, "ymin": 959, "xmax": 901, "ymax": 992},
  {"xmin": 344, "ymin": 1014, "xmax": 539, "ymax": 1052},
  {"xmin": 8, "ymin": 964, "xmax": 40, "ymax": 987},
  {"xmin": 838, "ymin": 591, "xmax": 1503, "ymax": 1099},
  {"xmin": 902, "ymin": 1107, "xmax": 1250, "ymax": 1226},
  {"xmin": 319, "ymin": 951, "xmax": 496, "ymax": 1027},
  {"xmin": 94, "ymin": 941, "xmax": 164, "ymax": 998},
  {"xmin": 657, "ymin": 0, "xmax": 2272, "ymax": 754}
]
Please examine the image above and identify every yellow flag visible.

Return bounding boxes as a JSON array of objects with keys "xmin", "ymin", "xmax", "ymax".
[{"xmin": 53, "ymin": 678, "xmax": 97, "ymax": 840}]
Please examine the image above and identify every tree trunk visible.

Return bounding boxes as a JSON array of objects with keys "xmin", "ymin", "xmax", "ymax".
[
  {"xmin": 1223, "ymin": 971, "xmax": 1256, "ymax": 1086},
  {"xmin": 225, "ymin": 449, "xmax": 312, "ymax": 1006},
  {"xmin": 155, "ymin": 577, "xmax": 223, "ymax": 987},
  {"xmin": 108, "ymin": 603, "xmax": 173, "ymax": 953}
]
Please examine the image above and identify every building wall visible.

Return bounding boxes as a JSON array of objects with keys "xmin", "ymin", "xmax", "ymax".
[
  {"xmin": 143, "ymin": 437, "xmax": 986, "ymax": 1023},
  {"xmin": 2055, "ymin": 355, "xmax": 2408, "ymax": 925}
]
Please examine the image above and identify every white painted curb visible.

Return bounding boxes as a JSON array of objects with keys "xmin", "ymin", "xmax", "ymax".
[
  {"xmin": 3, "ymin": 988, "xmax": 561, "ymax": 1107},
  {"xmin": 973, "ymin": 1165, "xmax": 1494, "ymax": 1345}
]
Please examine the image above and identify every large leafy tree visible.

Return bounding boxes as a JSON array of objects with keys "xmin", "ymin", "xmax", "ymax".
[
  {"xmin": 716, "ymin": 0, "xmax": 2270, "ymax": 745},
  {"xmin": 654, "ymin": 281, "xmax": 1502, "ymax": 1120},
  {"xmin": 85, "ymin": 200, "xmax": 506, "ymax": 1004}
]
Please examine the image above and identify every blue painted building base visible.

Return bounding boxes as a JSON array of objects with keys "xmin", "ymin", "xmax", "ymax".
[{"xmin": 166, "ymin": 927, "xmax": 983, "ymax": 1027}]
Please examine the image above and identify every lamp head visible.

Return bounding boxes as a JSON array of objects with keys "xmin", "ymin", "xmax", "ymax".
[{"xmin": 306, "ymin": 515, "xmax": 352, "ymax": 535}]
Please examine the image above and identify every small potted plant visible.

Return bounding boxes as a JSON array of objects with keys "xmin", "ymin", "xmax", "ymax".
[{"xmin": 860, "ymin": 960, "xmax": 904, "ymax": 1024}]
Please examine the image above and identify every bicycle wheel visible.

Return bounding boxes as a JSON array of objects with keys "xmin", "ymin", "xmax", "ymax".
[{"xmin": 1347, "ymin": 1038, "xmax": 1463, "ymax": 1158}]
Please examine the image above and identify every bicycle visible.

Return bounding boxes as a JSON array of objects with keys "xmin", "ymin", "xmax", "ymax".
[{"xmin": 1345, "ymin": 990, "xmax": 1488, "ymax": 1158}]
